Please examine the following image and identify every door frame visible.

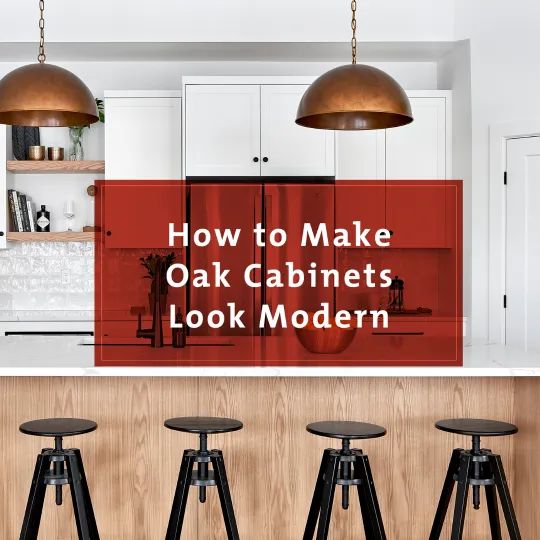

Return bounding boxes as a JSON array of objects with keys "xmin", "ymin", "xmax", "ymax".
[{"xmin": 488, "ymin": 123, "xmax": 540, "ymax": 344}]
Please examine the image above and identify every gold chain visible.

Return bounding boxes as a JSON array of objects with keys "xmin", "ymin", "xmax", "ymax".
[
  {"xmin": 351, "ymin": 0, "xmax": 357, "ymax": 64},
  {"xmin": 38, "ymin": 0, "xmax": 46, "ymax": 63}
]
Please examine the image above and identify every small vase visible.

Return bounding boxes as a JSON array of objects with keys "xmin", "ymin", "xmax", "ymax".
[{"xmin": 68, "ymin": 127, "xmax": 85, "ymax": 161}]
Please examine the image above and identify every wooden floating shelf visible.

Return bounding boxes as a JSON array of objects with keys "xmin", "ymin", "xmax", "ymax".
[
  {"xmin": 7, "ymin": 232, "xmax": 95, "ymax": 242},
  {"xmin": 6, "ymin": 160, "xmax": 105, "ymax": 174}
]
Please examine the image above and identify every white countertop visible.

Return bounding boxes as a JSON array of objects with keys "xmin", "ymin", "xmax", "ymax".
[{"xmin": 0, "ymin": 335, "xmax": 539, "ymax": 376}]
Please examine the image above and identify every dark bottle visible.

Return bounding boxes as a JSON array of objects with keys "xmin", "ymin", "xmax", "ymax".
[
  {"xmin": 36, "ymin": 205, "xmax": 51, "ymax": 232},
  {"xmin": 172, "ymin": 309, "xmax": 187, "ymax": 348}
]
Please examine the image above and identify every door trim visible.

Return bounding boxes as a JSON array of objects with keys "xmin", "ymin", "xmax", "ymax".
[{"xmin": 488, "ymin": 124, "xmax": 540, "ymax": 344}]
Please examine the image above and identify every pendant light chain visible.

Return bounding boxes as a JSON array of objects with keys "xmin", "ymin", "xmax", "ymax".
[
  {"xmin": 351, "ymin": 0, "xmax": 357, "ymax": 64},
  {"xmin": 38, "ymin": 0, "xmax": 46, "ymax": 63}
]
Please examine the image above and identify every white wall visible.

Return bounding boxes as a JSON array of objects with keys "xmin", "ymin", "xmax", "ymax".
[
  {"xmin": 0, "ymin": 0, "xmax": 455, "ymax": 43},
  {"xmin": 454, "ymin": 0, "xmax": 540, "ymax": 343},
  {"xmin": 437, "ymin": 40, "xmax": 472, "ymax": 343}
]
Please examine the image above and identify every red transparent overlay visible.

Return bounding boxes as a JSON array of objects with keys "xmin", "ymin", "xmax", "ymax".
[{"xmin": 94, "ymin": 180, "xmax": 462, "ymax": 367}]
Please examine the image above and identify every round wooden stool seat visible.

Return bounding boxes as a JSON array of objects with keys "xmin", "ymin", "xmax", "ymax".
[
  {"xmin": 435, "ymin": 418, "xmax": 518, "ymax": 437},
  {"xmin": 19, "ymin": 418, "xmax": 97, "ymax": 438},
  {"xmin": 164, "ymin": 416, "xmax": 243, "ymax": 435},
  {"xmin": 306, "ymin": 420, "xmax": 386, "ymax": 440}
]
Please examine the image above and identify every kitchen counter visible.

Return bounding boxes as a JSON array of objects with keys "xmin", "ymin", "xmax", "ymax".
[{"xmin": 0, "ymin": 335, "xmax": 539, "ymax": 375}]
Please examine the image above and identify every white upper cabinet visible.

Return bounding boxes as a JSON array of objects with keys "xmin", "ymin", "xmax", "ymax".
[
  {"xmin": 336, "ymin": 130, "xmax": 386, "ymax": 180},
  {"xmin": 183, "ymin": 78, "xmax": 335, "ymax": 177},
  {"xmin": 385, "ymin": 95, "xmax": 449, "ymax": 180},
  {"xmin": 185, "ymin": 85, "xmax": 261, "ymax": 177},
  {"xmin": 105, "ymin": 91, "xmax": 182, "ymax": 179},
  {"xmin": 335, "ymin": 92, "xmax": 451, "ymax": 180},
  {"xmin": 260, "ymin": 85, "xmax": 334, "ymax": 177}
]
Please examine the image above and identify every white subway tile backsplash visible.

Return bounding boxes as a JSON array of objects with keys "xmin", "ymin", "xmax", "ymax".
[{"xmin": 0, "ymin": 242, "xmax": 94, "ymax": 311}]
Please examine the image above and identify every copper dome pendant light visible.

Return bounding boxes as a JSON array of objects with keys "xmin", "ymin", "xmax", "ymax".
[
  {"xmin": 296, "ymin": 1, "xmax": 413, "ymax": 130},
  {"xmin": 0, "ymin": 0, "xmax": 98, "ymax": 127}
]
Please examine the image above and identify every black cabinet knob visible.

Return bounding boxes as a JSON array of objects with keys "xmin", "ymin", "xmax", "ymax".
[
  {"xmin": 0, "ymin": 231, "xmax": 4, "ymax": 237},
  {"xmin": 262, "ymin": 157, "xmax": 269, "ymax": 163},
  {"xmin": 106, "ymin": 231, "xmax": 112, "ymax": 236},
  {"xmin": 253, "ymin": 157, "xmax": 259, "ymax": 163},
  {"xmin": 389, "ymin": 230, "xmax": 394, "ymax": 237}
]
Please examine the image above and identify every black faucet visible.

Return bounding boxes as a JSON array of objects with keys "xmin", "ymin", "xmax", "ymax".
[{"xmin": 135, "ymin": 259, "xmax": 164, "ymax": 348}]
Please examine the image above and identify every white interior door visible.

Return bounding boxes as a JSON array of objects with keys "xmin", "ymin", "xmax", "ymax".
[
  {"xmin": 185, "ymin": 85, "xmax": 260, "ymax": 177},
  {"xmin": 105, "ymin": 96, "xmax": 182, "ymax": 179},
  {"xmin": 506, "ymin": 136, "xmax": 540, "ymax": 351},
  {"xmin": 385, "ymin": 97, "xmax": 447, "ymax": 179},
  {"xmin": 260, "ymin": 85, "xmax": 334, "ymax": 177}
]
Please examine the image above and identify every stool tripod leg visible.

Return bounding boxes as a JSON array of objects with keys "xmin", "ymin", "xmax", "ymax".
[
  {"xmin": 67, "ymin": 452, "xmax": 94, "ymax": 540},
  {"xmin": 316, "ymin": 452, "xmax": 340, "ymax": 540},
  {"xmin": 489, "ymin": 454, "xmax": 522, "ymax": 540},
  {"xmin": 303, "ymin": 449, "xmax": 331, "ymax": 540},
  {"xmin": 429, "ymin": 449, "xmax": 462, "ymax": 540},
  {"xmin": 354, "ymin": 454, "xmax": 387, "ymax": 540},
  {"xmin": 485, "ymin": 484, "xmax": 502, "ymax": 540},
  {"xmin": 73, "ymin": 449, "xmax": 100, "ymax": 539},
  {"xmin": 166, "ymin": 451, "xmax": 195, "ymax": 540},
  {"xmin": 450, "ymin": 452, "xmax": 473, "ymax": 540},
  {"xmin": 19, "ymin": 453, "xmax": 49, "ymax": 540},
  {"xmin": 211, "ymin": 451, "xmax": 240, "ymax": 540}
]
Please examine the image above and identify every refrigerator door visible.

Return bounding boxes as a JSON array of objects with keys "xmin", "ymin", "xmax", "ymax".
[
  {"xmin": 189, "ymin": 182, "xmax": 263, "ymax": 336},
  {"xmin": 264, "ymin": 182, "xmax": 335, "ymax": 335}
]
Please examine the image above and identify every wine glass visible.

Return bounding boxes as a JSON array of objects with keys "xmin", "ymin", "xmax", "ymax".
[{"xmin": 63, "ymin": 200, "xmax": 75, "ymax": 231}]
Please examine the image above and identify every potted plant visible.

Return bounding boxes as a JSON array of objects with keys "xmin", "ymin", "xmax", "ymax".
[
  {"xmin": 68, "ymin": 98, "xmax": 104, "ymax": 161},
  {"xmin": 140, "ymin": 252, "xmax": 176, "ymax": 314}
]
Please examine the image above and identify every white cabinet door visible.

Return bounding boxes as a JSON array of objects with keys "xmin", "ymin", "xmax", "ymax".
[
  {"xmin": 105, "ymin": 96, "xmax": 182, "ymax": 179},
  {"xmin": 0, "ymin": 126, "xmax": 6, "ymax": 248},
  {"xmin": 260, "ymin": 85, "xmax": 334, "ymax": 177},
  {"xmin": 185, "ymin": 85, "xmax": 260, "ymax": 177},
  {"xmin": 385, "ymin": 97, "xmax": 447, "ymax": 179},
  {"xmin": 336, "ymin": 130, "xmax": 386, "ymax": 180}
]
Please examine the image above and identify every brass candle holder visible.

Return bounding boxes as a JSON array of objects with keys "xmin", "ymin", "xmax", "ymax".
[{"xmin": 28, "ymin": 145, "xmax": 45, "ymax": 160}]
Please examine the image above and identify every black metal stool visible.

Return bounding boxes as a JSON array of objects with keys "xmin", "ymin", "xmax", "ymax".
[
  {"xmin": 165, "ymin": 416, "xmax": 243, "ymax": 540},
  {"xmin": 19, "ymin": 418, "xmax": 100, "ymax": 540},
  {"xmin": 303, "ymin": 420, "xmax": 387, "ymax": 540},
  {"xmin": 429, "ymin": 418, "xmax": 522, "ymax": 540}
]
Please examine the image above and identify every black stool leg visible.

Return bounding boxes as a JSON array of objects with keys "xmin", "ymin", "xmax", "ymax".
[
  {"xmin": 66, "ymin": 452, "xmax": 95, "ymax": 540},
  {"xmin": 489, "ymin": 454, "xmax": 522, "ymax": 540},
  {"xmin": 72, "ymin": 449, "xmax": 100, "ymax": 540},
  {"xmin": 429, "ymin": 448, "xmax": 462, "ymax": 540},
  {"xmin": 19, "ymin": 453, "xmax": 49, "ymax": 540},
  {"xmin": 211, "ymin": 450, "xmax": 240, "ymax": 540},
  {"xmin": 166, "ymin": 450, "xmax": 196, "ymax": 540},
  {"xmin": 450, "ymin": 452, "xmax": 473, "ymax": 540},
  {"xmin": 303, "ymin": 449, "xmax": 331, "ymax": 540},
  {"xmin": 316, "ymin": 452, "xmax": 340, "ymax": 540},
  {"xmin": 355, "ymin": 453, "xmax": 387, "ymax": 540},
  {"xmin": 485, "ymin": 484, "xmax": 502, "ymax": 540}
]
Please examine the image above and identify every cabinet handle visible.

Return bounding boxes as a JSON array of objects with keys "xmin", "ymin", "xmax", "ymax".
[
  {"xmin": 262, "ymin": 157, "xmax": 269, "ymax": 163},
  {"xmin": 372, "ymin": 332, "xmax": 424, "ymax": 336},
  {"xmin": 0, "ymin": 231, "xmax": 4, "ymax": 237},
  {"xmin": 106, "ymin": 231, "xmax": 112, "ymax": 236},
  {"xmin": 389, "ymin": 230, "xmax": 394, "ymax": 237},
  {"xmin": 253, "ymin": 157, "xmax": 259, "ymax": 163}
]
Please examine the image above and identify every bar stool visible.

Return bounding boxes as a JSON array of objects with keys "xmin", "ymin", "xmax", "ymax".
[
  {"xmin": 303, "ymin": 420, "xmax": 387, "ymax": 540},
  {"xmin": 165, "ymin": 416, "xmax": 243, "ymax": 540},
  {"xmin": 19, "ymin": 418, "xmax": 100, "ymax": 540},
  {"xmin": 429, "ymin": 418, "xmax": 522, "ymax": 540}
]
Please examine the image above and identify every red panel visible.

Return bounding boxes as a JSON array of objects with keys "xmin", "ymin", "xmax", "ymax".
[
  {"xmin": 386, "ymin": 181, "xmax": 447, "ymax": 248},
  {"xmin": 94, "ymin": 180, "xmax": 462, "ymax": 367}
]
